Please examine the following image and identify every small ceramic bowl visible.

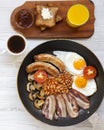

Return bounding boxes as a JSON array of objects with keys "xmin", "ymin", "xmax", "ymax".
[{"xmin": 15, "ymin": 8, "xmax": 34, "ymax": 29}]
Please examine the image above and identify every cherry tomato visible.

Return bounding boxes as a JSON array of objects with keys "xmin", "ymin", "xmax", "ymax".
[
  {"xmin": 83, "ymin": 66, "xmax": 97, "ymax": 79},
  {"xmin": 34, "ymin": 70, "xmax": 47, "ymax": 83}
]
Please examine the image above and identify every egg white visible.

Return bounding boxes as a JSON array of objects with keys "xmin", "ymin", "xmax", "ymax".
[
  {"xmin": 53, "ymin": 51, "xmax": 68, "ymax": 62},
  {"xmin": 72, "ymin": 76, "xmax": 97, "ymax": 96},
  {"xmin": 53, "ymin": 51, "xmax": 86, "ymax": 75},
  {"xmin": 65, "ymin": 52, "xmax": 86, "ymax": 75}
]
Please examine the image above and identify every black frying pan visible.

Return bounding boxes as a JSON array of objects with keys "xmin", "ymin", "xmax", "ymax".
[{"xmin": 17, "ymin": 40, "xmax": 104, "ymax": 126}]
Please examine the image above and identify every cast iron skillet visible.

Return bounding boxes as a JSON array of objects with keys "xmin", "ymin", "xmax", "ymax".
[{"xmin": 17, "ymin": 40, "xmax": 104, "ymax": 126}]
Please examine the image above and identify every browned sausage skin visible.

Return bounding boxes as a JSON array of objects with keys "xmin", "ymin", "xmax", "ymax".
[
  {"xmin": 26, "ymin": 61, "xmax": 60, "ymax": 76},
  {"xmin": 34, "ymin": 53, "xmax": 66, "ymax": 72}
]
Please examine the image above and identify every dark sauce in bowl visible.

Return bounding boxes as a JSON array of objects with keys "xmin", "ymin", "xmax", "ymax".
[
  {"xmin": 7, "ymin": 35, "xmax": 25, "ymax": 53},
  {"xmin": 15, "ymin": 9, "xmax": 34, "ymax": 29}
]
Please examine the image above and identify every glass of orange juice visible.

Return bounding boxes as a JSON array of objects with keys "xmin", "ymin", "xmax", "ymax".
[{"xmin": 66, "ymin": 4, "xmax": 90, "ymax": 28}]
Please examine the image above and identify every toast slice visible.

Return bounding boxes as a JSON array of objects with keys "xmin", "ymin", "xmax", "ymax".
[
  {"xmin": 35, "ymin": 5, "xmax": 58, "ymax": 28},
  {"xmin": 40, "ymin": 15, "xmax": 63, "ymax": 31}
]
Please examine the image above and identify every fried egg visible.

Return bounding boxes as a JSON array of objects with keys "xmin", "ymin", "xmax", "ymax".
[
  {"xmin": 53, "ymin": 51, "xmax": 86, "ymax": 75},
  {"xmin": 53, "ymin": 51, "xmax": 97, "ymax": 96},
  {"xmin": 72, "ymin": 76, "xmax": 97, "ymax": 96}
]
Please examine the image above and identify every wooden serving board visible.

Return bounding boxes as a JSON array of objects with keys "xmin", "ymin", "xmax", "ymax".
[{"xmin": 10, "ymin": 0, "xmax": 95, "ymax": 39}]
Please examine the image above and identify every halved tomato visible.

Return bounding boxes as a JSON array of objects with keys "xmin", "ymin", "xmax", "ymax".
[
  {"xmin": 83, "ymin": 66, "xmax": 97, "ymax": 79},
  {"xmin": 34, "ymin": 70, "xmax": 47, "ymax": 83}
]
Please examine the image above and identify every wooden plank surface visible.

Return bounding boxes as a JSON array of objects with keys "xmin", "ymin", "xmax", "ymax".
[{"xmin": 10, "ymin": 0, "xmax": 95, "ymax": 39}]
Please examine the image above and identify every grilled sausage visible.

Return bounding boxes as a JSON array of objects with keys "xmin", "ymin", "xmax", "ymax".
[
  {"xmin": 26, "ymin": 61, "xmax": 59, "ymax": 76},
  {"xmin": 34, "ymin": 54, "xmax": 65, "ymax": 72}
]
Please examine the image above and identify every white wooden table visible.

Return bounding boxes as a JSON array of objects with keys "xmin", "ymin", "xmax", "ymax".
[{"xmin": 0, "ymin": 0, "xmax": 104, "ymax": 130}]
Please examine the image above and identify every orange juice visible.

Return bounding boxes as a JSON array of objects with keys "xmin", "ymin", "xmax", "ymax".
[{"xmin": 66, "ymin": 4, "xmax": 89, "ymax": 28}]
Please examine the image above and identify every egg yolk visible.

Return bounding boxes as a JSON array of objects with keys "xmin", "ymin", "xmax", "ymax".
[
  {"xmin": 73, "ymin": 59, "xmax": 86, "ymax": 70},
  {"xmin": 75, "ymin": 76, "xmax": 87, "ymax": 88}
]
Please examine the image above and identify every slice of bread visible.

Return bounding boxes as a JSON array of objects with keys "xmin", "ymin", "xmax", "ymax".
[
  {"xmin": 35, "ymin": 5, "xmax": 58, "ymax": 28},
  {"xmin": 40, "ymin": 15, "xmax": 63, "ymax": 31}
]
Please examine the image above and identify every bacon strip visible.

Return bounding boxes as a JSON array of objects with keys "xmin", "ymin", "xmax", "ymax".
[
  {"xmin": 63, "ymin": 93, "xmax": 79, "ymax": 118},
  {"xmin": 69, "ymin": 89, "xmax": 90, "ymax": 109},
  {"xmin": 42, "ymin": 95, "xmax": 56, "ymax": 120},
  {"xmin": 55, "ymin": 94, "xmax": 67, "ymax": 119}
]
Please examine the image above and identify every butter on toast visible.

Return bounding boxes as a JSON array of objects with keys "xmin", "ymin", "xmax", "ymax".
[
  {"xmin": 35, "ymin": 5, "xmax": 58, "ymax": 28},
  {"xmin": 40, "ymin": 15, "xmax": 63, "ymax": 31}
]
